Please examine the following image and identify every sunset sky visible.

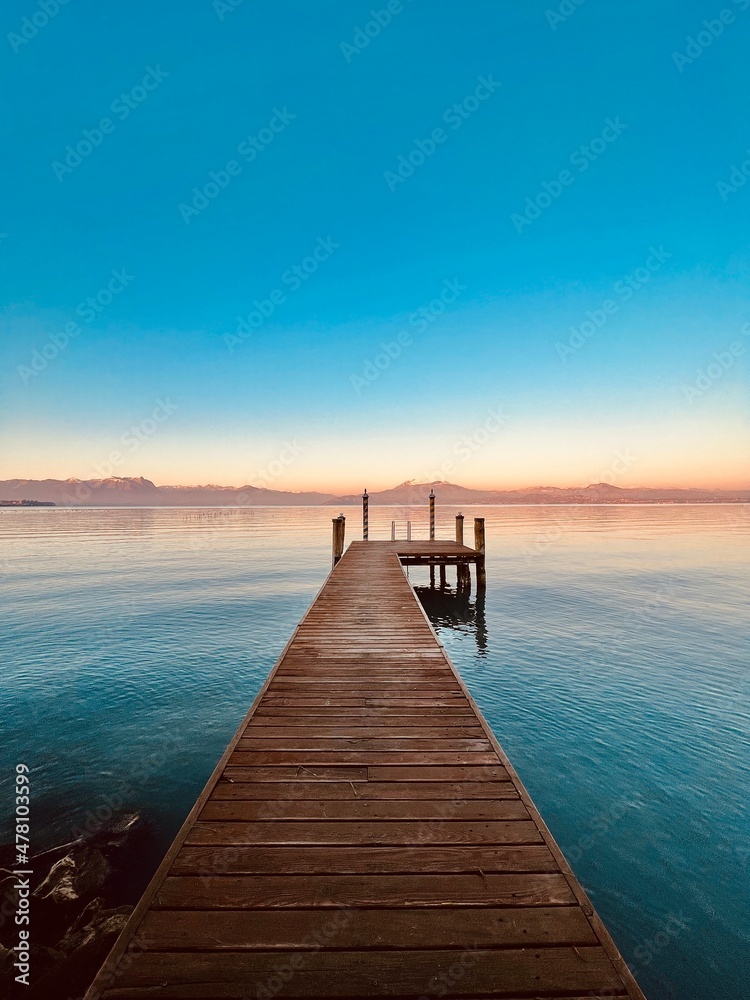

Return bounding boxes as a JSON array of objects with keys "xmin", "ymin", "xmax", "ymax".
[{"xmin": 1, "ymin": 0, "xmax": 748, "ymax": 491}]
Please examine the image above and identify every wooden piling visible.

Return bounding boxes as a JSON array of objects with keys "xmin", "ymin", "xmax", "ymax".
[
  {"xmin": 474, "ymin": 516, "xmax": 487, "ymax": 590},
  {"xmin": 332, "ymin": 515, "xmax": 346, "ymax": 568}
]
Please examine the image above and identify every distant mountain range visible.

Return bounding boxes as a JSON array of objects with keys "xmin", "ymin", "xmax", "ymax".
[{"xmin": 1, "ymin": 477, "xmax": 748, "ymax": 507}]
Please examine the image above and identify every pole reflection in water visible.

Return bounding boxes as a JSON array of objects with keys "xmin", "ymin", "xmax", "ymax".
[{"xmin": 414, "ymin": 584, "xmax": 488, "ymax": 656}]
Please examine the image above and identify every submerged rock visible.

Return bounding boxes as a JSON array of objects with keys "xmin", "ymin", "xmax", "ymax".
[{"xmin": 0, "ymin": 813, "xmax": 143, "ymax": 999}]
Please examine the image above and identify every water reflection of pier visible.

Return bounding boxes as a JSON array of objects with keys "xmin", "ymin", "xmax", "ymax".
[{"xmin": 414, "ymin": 584, "xmax": 488, "ymax": 655}]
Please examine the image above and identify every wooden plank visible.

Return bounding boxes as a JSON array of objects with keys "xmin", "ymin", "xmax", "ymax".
[
  {"xmin": 244, "ymin": 725, "xmax": 486, "ymax": 738},
  {"xmin": 186, "ymin": 819, "xmax": 543, "ymax": 846},
  {"xmin": 254, "ymin": 707, "xmax": 478, "ymax": 718},
  {"xmin": 154, "ymin": 873, "xmax": 575, "ymax": 908},
  {"xmin": 236, "ymin": 738, "xmax": 493, "ymax": 751},
  {"xmin": 100, "ymin": 947, "xmax": 625, "ymax": 998},
  {"xmin": 214, "ymin": 780, "xmax": 517, "ymax": 799},
  {"xmin": 219, "ymin": 765, "xmax": 368, "ymax": 782},
  {"xmin": 229, "ymin": 751, "xmax": 502, "ymax": 765},
  {"xmin": 368, "ymin": 765, "xmax": 510, "ymax": 781},
  {"xmin": 364, "ymin": 697, "xmax": 470, "ymax": 706},
  {"xmin": 250, "ymin": 715, "xmax": 483, "ymax": 727},
  {"xmin": 199, "ymin": 799, "xmax": 528, "ymax": 821},
  {"xmin": 140, "ymin": 905, "xmax": 598, "ymax": 950},
  {"xmin": 171, "ymin": 844, "xmax": 559, "ymax": 875}
]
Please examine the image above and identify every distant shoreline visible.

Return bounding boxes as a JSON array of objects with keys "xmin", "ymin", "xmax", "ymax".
[
  {"xmin": 3, "ymin": 501, "xmax": 748, "ymax": 509},
  {"xmin": 1, "ymin": 477, "xmax": 748, "ymax": 508}
]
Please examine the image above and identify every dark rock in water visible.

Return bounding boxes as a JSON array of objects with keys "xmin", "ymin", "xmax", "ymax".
[
  {"xmin": 28, "ymin": 899, "xmax": 133, "ymax": 1000},
  {"xmin": 36, "ymin": 848, "xmax": 112, "ymax": 903},
  {"xmin": 0, "ymin": 813, "xmax": 142, "ymax": 1000}
]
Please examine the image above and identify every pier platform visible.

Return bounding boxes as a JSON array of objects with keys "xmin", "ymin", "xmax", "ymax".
[{"xmin": 85, "ymin": 539, "xmax": 646, "ymax": 999}]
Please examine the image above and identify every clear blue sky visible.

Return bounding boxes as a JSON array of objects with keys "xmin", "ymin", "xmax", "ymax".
[{"xmin": 1, "ymin": 0, "xmax": 748, "ymax": 489}]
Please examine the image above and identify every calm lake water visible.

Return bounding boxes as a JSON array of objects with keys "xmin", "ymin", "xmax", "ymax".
[{"xmin": 1, "ymin": 504, "xmax": 749, "ymax": 999}]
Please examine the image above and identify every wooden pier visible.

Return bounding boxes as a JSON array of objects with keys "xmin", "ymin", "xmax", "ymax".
[{"xmin": 86, "ymin": 532, "xmax": 646, "ymax": 999}]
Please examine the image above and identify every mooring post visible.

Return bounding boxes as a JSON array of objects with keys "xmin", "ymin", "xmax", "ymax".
[
  {"xmin": 429, "ymin": 488, "xmax": 435, "ymax": 541},
  {"xmin": 362, "ymin": 489, "xmax": 369, "ymax": 541},
  {"xmin": 456, "ymin": 513, "xmax": 470, "ymax": 590},
  {"xmin": 474, "ymin": 516, "xmax": 487, "ymax": 590},
  {"xmin": 407, "ymin": 521, "xmax": 412, "ymax": 541},
  {"xmin": 391, "ymin": 520, "xmax": 396, "ymax": 541},
  {"xmin": 332, "ymin": 514, "xmax": 346, "ymax": 568}
]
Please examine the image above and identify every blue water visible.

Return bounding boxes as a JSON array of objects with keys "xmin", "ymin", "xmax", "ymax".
[{"xmin": 1, "ymin": 505, "xmax": 748, "ymax": 999}]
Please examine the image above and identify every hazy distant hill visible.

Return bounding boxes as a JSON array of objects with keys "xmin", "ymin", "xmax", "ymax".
[
  {"xmin": 0, "ymin": 477, "xmax": 747, "ymax": 507},
  {"xmin": 327, "ymin": 480, "xmax": 749, "ymax": 505},
  {"xmin": 0, "ymin": 477, "xmax": 335, "ymax": 507}
]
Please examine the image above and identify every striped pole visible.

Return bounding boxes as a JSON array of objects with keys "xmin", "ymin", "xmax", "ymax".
[
  {"xmin": 362, "ymin": 489, "xmax": 369, "ymax": 541},
  {"xmin": 429, "ymin": 489, "xmax": 435, "ymax": 541}
]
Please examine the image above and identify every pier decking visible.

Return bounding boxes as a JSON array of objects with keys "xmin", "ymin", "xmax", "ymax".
[{"xmin": 86, "ymin": 539, "xmax": 646, "ymax": 999}]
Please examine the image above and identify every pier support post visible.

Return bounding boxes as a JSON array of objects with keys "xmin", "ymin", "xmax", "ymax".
[
  {"xmin": 474, "ymin": 517, "xmax": 487, "ymax": 590},
  {"xmin": 362, "ymin": 489, "xmax": 369, "ymax": 541},
  {"xmin": 429, "ymin": 489, "xmax": 435, "ymax": 540},
  {"xmin": 332, "ymin": 515, "xmax": 346, "ymax": 568},
  {"xmin": 456, "ymin": 513, "xmax": 470, "ymax": 590},
  {"xmin": 439, "ymin": 564, "xmax": 446, "ymax": 588}
]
